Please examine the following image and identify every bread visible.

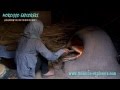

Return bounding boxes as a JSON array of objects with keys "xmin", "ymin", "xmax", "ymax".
[{"xmin": 0, "ymin": 64, "xmax": 6, "ymax": 78}]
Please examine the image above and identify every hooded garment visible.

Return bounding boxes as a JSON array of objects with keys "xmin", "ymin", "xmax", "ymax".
[{"xmin": 15, "ymin": 20, "xmax": 65, "ymax": 79}]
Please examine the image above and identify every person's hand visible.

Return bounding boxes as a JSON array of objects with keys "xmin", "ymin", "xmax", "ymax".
[{"xmin": 63, "ymin": 48, "xmax": 70, "ymax": 54}]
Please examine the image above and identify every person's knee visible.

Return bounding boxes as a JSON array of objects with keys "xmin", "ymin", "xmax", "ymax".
[
  {"xmin": 17, "ymin": 67, "xmax": 35, "ymax": 79},
  {"xmin": 17, "ymin": 71, "xmax": 34, "ymax": 79}
]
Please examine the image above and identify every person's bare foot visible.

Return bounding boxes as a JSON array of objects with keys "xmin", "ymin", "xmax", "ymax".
[{"xmin": 42, "ymin": 68, "xmax": 54, "ymax": 77}]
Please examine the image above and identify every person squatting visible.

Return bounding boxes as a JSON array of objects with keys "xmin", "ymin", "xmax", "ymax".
[{"xmin": 15, "ymin": 20, "xmax": 69, "ymax": 79}]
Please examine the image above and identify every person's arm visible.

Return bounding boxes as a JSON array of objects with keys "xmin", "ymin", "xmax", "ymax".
[{"xmin": 36, "ymin": 40, "xmax": 66, "ymax": 61}]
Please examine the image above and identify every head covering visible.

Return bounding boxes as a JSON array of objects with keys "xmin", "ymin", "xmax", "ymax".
[{"xmin": 24, "ymin": 20, "xmax": 44, "ymax": 39}]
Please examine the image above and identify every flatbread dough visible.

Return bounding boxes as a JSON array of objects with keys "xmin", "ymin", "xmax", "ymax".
[{"xmin": 0, "ymin": 64, "xmax": 6, "ymax": 78}]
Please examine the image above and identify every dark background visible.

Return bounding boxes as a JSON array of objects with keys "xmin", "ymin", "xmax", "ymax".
[{"xmin": 0, "ymin": 0, "xmax": 120, "ymax": 54}]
